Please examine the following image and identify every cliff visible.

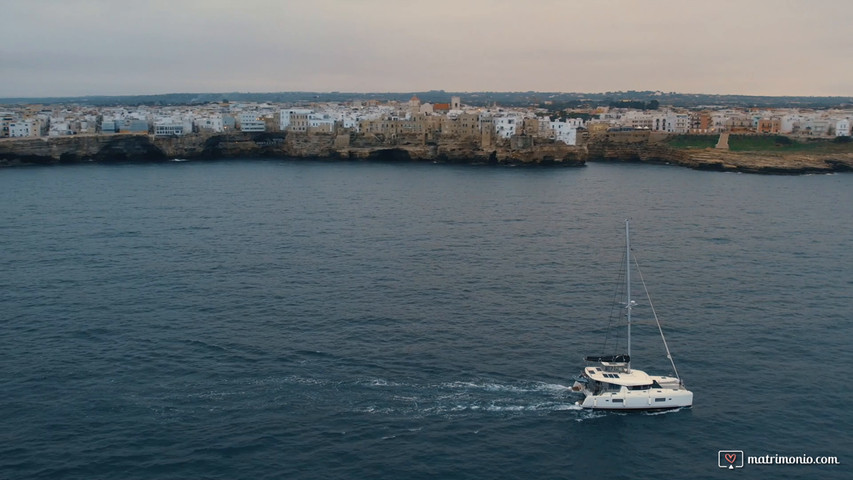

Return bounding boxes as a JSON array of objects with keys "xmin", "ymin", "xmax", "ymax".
[
  {"xmin": 0, "ymin": 132, "xmax": 586, "ymax": 168},
  {"xmin": 0, "ymin": 135, "xmax": 169, "ymax": 165},
  {"xmin": 4, "ymin": 131, "xmax": 851, "ymax": 174},
  {"xmin": 587, "ymin": 131, "xmax": 853, "ymax": 174}
]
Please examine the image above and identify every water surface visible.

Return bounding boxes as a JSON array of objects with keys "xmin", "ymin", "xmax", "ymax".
[{"xmin": 1, "ymin": 161, "xmax": 851, "ymax": 479}]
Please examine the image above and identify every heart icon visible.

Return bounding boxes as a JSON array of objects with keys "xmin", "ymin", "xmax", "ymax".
[{"xmin": 725, "ymin": 453, "xmax": 737, "ymax": 464}]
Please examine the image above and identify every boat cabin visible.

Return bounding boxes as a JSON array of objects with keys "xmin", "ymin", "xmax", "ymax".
[
  {"xmin": 585, "ymin": 364, "xmax": 656, "ymax": 387},
  {"xmin": 581, "ymin": 356, "xmax": 666, "ymax": 395}
]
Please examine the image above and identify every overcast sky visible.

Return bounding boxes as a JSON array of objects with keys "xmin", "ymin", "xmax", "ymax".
[{"xmin": 2, "ymin": 0, "xmax": 851, "ymax": 97}]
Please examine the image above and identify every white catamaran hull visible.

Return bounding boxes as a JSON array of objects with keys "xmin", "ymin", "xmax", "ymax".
[{"xmin": 574, "ymin": 385, "xmax": 693, "ymax": 410}]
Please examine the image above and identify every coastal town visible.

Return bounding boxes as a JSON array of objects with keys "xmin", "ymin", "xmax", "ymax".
[
  {"xmin": 2, "ymin": 95, "xmax": 852, "ymax": 142},
  {"xmin": 2, "ymin": 95, "xmax": 853, "ymax": 174}
]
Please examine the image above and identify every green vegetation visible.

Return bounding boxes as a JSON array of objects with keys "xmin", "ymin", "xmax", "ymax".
[
  {"xmin": 608, "ymin": 99, "xmax": 659, "ymax": 110},
  {"xmin": 665, "ymin": 134, "xmax": 853, "ymax": 153},
  {"xmin": 665, "ymin": 135, "xmax": 718, "ymax": 149},
  {"xmin": 549, "ymin": 112, "xmax": 595, "ymax": 123},
  {"xmin": 536, "ymin": 102, "xmax": 596, "ymax": 122},
  {"xmin": 729, "ymin": 135, "xmax": 801, "ymax": 151},
  {"xmin": 728, "ymin": 135, "xmax": 853, "ymax": 152}
]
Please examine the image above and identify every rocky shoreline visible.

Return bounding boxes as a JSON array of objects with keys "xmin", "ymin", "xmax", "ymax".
[
  {"xmin": 0, "ymin": 132, "xmax": 586, "ymax": 168},
  {"xmin": 2, "ymin": 131, "xmax": 852, "ymax": 174},
  {"xmin": 587, "ymin": 131, "xmax": 853, "ymax": 174}
]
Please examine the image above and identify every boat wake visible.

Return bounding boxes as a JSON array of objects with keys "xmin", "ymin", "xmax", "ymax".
[
  {"xmin": 134, "ymin": 372, "xmax": 650, "ymax": 423},
  {"xmin": 351, "ymin": 377, "xmax": 581, "ymax": 417},
  {"xmin": 642, "ymin": 406, "xmax": 689, "ymax": 416}
]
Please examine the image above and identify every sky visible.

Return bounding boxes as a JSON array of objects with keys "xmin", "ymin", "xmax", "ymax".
[{"xmin": 2, "ymin": 0, "xmax": 852, "ymax": 98}]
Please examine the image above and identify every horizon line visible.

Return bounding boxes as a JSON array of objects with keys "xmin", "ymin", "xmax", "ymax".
[{"xmin": 3, "ymin": 90, "xmax": 853, "ymax": 102}]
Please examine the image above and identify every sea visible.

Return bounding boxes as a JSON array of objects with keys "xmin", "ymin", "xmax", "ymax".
[{"xmin": 1, "ymin": 159, "xmax": 851, "ymax": 480}]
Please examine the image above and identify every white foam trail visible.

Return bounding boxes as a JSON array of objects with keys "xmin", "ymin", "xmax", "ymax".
[
  {"xmin": 644, "ymin": 407, "xmax": 685, "ymax": 416},
  {"xmin": 337, "ymin": 377, "xmax": 586, "ymax": 417},
  {"xmin": 357, "ymin": 377, "xmax": 407, "ymax": 388},
  {"xmin": 439, "ymin": 380, "xmax": 572, "ymax": 394},
  {"xmin": 553, "ymin": 404, "xmax": 583, "ymax": 411}
]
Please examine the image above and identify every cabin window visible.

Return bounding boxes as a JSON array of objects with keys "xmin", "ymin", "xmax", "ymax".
[
  {"xmin": 655, "ymin": 398, "xmax": 666, "ymax": 402},
  {"xmin": 612, "ymin": 399, "xmax": 624, "ymax": 403}
]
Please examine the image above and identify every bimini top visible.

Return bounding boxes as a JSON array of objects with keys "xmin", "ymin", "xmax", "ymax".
[
  {"xmin": 585, "ymin": 354, "xmax": 630, "ymax": 364},
  {"xmin": 584, "ymin": 366, "xmax": 654, "ymax": 387}
]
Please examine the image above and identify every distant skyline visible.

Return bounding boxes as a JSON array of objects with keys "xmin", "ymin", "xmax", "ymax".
[{"xmin": 2, "ymin": 0, "xmax": 852, "ymax": 98}]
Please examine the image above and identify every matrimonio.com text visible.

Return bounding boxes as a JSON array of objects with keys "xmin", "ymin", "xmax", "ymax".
[{"xmin": 718, "ymin": 450, "xmax": 841, "ymax": 470}]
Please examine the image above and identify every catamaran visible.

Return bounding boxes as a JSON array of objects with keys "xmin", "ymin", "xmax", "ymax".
[{"xmin": 572, "ymin": 220, "xmax": 693, "ymax": 410}]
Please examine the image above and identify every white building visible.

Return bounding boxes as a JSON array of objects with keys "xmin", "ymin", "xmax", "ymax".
[
  {"xmin": 154, "ymin": 122, "xmax": 184, "ymax": 136},
  {"xmin": 665, "ymin": 112, "xmax": 690, "ymax": 133},
  {"xmin": 341, "ymin": 114, "xmax": 360, "ymax": 132},
  {"xmin": 622, "ymin": 111, "xmax": 653, "ymax": 130},
  {"xmin": 801, "ymin": 117, "xmax": 832, "ymax": 136},
  {"xmin": 780, "ymin": 114, "xmax": 803, "ymax": 134},
  {"xmin": 49, "ymin": 120, "xmax": 71, "ymax": 136},
  {"xmin": 181, "ymin": 116, "xmax": 194, "ymax": 134},
  {"xmin": 308, "ymin": 112, "xmax": 336, "ymax": 132},
  {"xmin": 836, "ymin": 119, "xmax": 851, "ymax": 137},
  {"xmin": 195, "ymin": 116, "xmax": 224, "ymax": 133},
  {"xmin": 711, "ymin": 111, "xmax": 729, "ymax": 131},
  {"xmin": 549, "ymin": 120, "xmax": 578, "ymax": 145},
  {"xmin": 563, "ymin": 118, "xmax": 586, "ymax": 129},
  {"xmin": 8, "ymin": 121, "xmax": 33, "ymax": 137},
  {"xmin": 279, "ymin": 109, "xmax": 313, "ymax": 130},
  {"xmin": 493, "ymin": 114, "xmax": 522, "ymax": 138},
  {"xmin": 238, "ymin": 112, "xmax": 265, "ymax": 132}
]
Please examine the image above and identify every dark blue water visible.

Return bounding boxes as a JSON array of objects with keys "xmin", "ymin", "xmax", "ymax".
[{"xmin": 1, "ymin": 160, "xmax": 851, "ymax": 479}]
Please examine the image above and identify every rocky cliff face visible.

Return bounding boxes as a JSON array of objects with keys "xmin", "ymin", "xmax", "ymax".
[
  {"xmin": 4, "ymin": 131, "xmax": 848, "ymax": 174},
  {"xmin": 0, "ymin": 135, "xmax": 168, "ymax": 165},
  {"xmin": 0, "ymin": 132, "xmax": 587, "ymax": 167},
  {"xmin": 675, "ymin": 150, "xmax": 853, "ymax": 174},
  {"xmin": 587, "ymin": 141, "xmax": 691, "ymax": 165},
  {"xmin": 586, "ymin": 131, "xmax": 853, "ymax": 174}
]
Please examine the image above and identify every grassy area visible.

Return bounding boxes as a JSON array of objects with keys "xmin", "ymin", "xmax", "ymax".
[
  {"xmin": 665, "ymin": 135, "xmax": 718, "ymax": 149},
  {"xmin": 666, "ymin": 134, "xmax": 853, "ymax": 153}
]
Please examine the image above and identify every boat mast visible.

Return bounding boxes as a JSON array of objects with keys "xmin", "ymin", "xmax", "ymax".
[{"xmin": 626, "ymin": 219, "xmax": 632, "ymax": 371}]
